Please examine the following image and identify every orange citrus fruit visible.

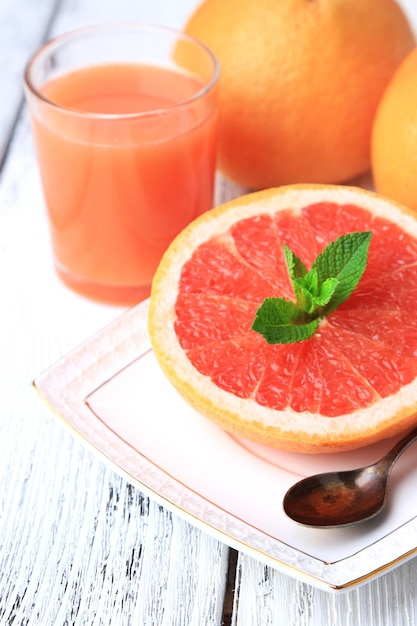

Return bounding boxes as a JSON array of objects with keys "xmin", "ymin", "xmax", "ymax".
[
  {"xmin": 148, "ymin": 184, "xmax": 417, "ymax": 454},
  {"xmin": 372, "ymin": 45, "xmax": 417, "ymax": 214},
  {"xmin": 184, "ymin": 0, "xmax": 415, "ymax": 190}
]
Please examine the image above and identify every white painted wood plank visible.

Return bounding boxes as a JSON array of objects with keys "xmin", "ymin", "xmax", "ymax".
[
  {"xmin": 0, "ymin": 0, "xmax": 57, "ymax": 163},
  {"xmin": 0, "ymin": 410, "xmax": 229, "ymax": 624},
  {"xmin": 40, "ymin": 0, "xmax": 200, "ymax": 35},
  {"xmin": 232, "ymin": 553, "xmax": 417, "ymax": 626}
]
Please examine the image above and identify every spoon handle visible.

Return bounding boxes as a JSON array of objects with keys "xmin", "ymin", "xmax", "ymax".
[{"xmin": 379, "ymin": 421, "xmax": 417, "ymax": 472}]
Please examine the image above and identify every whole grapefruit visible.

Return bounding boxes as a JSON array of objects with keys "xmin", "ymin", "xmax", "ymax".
[
  {"xmin": 184, "ymin": 0, "xmax": 415, "ymax": 189},
  {"xmin": 372, "ymin": 45, "xmax": 417, "ymax": 214}
]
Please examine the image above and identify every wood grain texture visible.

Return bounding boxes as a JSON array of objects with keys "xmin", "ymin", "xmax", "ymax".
[
  {"xmin": 232, "ymin": 553, "xmax": 417, "ymax": 626},
  {"xmin": 0, "ymin": 0, "xmax": 59, "ymax": 165},
  {"xmin": 0, "ymin": 412, "xmax": 229, "ymax": 624}
]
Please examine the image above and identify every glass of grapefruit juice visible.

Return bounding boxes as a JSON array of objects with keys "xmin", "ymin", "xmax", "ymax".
[{"xmin": 24, "ymin": 24, "xmax": 219, "ymax": 304}]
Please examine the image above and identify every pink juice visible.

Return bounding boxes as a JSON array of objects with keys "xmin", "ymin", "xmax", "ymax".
[{"xmin": 30, "ymin": 62, "xmax": 218, "ymax": 303}]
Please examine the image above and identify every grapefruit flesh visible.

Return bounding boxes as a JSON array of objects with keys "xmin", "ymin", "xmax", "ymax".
[{"xmin": 148, "ymin": 185, "xmax": 417, "ymax": 453}]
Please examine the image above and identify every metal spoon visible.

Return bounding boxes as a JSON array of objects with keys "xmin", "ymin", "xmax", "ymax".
[{"xmin": 283, "ymin": 424, "xmax": 417, "ymax": 528}]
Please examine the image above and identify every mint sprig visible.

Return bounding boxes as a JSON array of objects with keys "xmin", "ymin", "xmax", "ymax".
[{"xmin": 251, "ymin": 231, "xmax": 372, "ymax": 344}]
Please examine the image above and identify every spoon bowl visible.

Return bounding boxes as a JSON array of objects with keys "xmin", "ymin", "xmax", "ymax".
[{"xmin": 283, "ymin": 423, "xmax": 417, "ymax": 528}]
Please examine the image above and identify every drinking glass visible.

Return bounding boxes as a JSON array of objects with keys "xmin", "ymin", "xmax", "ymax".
[{"xmin": 24, "ymin": 24, "xmax": 219, "ymax": 304}]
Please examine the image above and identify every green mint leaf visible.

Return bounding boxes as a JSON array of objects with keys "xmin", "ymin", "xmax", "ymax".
[
  {"xmin": 285, "ymin": 247, "xmax": 315, "ymax": 312},
  {"xmin": 314, "ymin": 276, "xmax": 339, "ymax": 306},
  {"xmin": 294, "ymin": 273, "xmax": 339, "ymax": 313},
  {"xmin": 251, "ymin": 297, "xmax": 318, "ymax": 344},
  {"xmin": 284, "ymin": 245, "xmax": 308, "ymax": 281},
  {"xmin": 312, "ymin": 231, "xmax": 372, "ymax": 314},
  {"xmin": 301, "ymin": 267, "xmax": 319, "ymax": 295},
  {"xmin": 293, "ymin": 277, "xmax": 315, "ymax": 313},
  {"xmin": 294, "ymin": 268, "xmax": 319, "ymax": 313},
  {"xmin": 251, "ymin": 230, "xmax": 372, "ymax": 344}
]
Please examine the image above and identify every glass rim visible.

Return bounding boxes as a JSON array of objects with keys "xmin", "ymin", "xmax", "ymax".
[{"xmin": 23, "ymin": 22, "xmax": 220, "ymax": 121}]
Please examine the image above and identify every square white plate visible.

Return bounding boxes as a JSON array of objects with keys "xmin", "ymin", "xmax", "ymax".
[{"xmin": 33, "ymin": 299, "xmax": 417, "ymax": 592}]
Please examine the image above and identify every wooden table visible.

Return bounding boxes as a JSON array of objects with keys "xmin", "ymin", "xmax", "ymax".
[{"xmin": 1, "ymin": 1, "xmax": 417, "ymax": 623}]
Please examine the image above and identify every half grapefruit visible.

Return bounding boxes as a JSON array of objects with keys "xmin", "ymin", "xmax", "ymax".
[{"xmin": 148, "ymin": 185, "xmax": 417, "ymax": 453}]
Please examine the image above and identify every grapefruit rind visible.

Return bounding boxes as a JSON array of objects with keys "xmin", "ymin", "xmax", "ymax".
[
  {"xmin": 184, "ymin": 0, "xmax": 416, "ymax": 188},
  {"xmin": 148, "ymin": 184, "xmax": 417, "ymax": 453}
]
